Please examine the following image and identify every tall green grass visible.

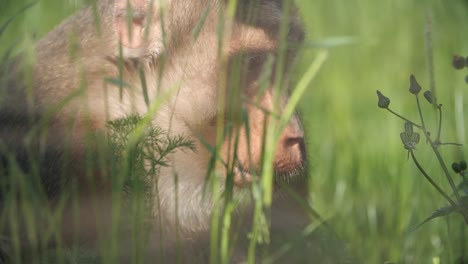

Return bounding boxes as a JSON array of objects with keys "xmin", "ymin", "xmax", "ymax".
[
  {"xmin": 296, "ymin": 0, "xmax": 468, "ymax": 262},
  {"xmin": 1, "ymin": 0, "xmax": 468, "ymax": 263}
]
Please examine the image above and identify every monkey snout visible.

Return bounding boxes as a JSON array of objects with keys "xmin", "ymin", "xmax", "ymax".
[
  {"xmin": 282, "ymin": 130, "xmax": 305, "ymax": 149},
  {"xmin": 273, "ymin": 122, "xmax": 307, "ymax": 176},
  {"xmin": 232, "ymin": 121, "xmax": 307, "ymax": 188}
]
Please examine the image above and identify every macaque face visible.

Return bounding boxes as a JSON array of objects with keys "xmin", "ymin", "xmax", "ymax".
[
  {"xmin": 98, "ymin": 0, "xmax": 307, "ymax": 234},
  {"xmin": 122, "ymin": 0, "xmax": 307, "ymax": 189}
]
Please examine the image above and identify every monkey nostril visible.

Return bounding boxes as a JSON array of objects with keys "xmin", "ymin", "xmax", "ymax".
[
  {"xmin": 280, "ymin": 127, "xmax": 307, "ymax": 162},
  {"xmin": 283, "ymin": 135, "xmax": 305, "ymax": 148},
  {"xmin": 282, "ymin": 125, "xmax": 304, "ymax": 146}
]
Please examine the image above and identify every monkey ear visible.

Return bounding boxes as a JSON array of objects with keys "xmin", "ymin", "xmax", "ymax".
[{"xmin": 113, "ymin": 0, "xmax": 163, "ymax": 58}]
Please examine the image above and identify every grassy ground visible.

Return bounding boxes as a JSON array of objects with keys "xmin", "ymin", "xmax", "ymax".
[{"xmin": 1, "ymin": 0, "xmax": 468, "ymax": 263}]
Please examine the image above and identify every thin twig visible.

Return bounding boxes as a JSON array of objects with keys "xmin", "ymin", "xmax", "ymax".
[
  {"xmin": 425, "ymin": 10, "xmax": 437, "ymax": 101},
  {"xmin": 436, "ymin": 107, "xmax": 442, "ymax": 142},
  {"xmin": 440, "ymin": 142, "xmax": 463, "ymax": 147},
  {"xmin": 430, "ymin": 143, "xmax": 462, "ymax": 201},
  {"xmin": 414, "ymin": 93, "xmax": 460, "ymax": 200},
  {"xmin": 410, "ymin": 150, "xmax": 457, "ymax": 207},
  {"xmin": 386, "ymin": 108, "xmax": 422, "ymax": 129},
  {"xmin": 415, "ymin": 94, "xmax": 427, "ymax": 133}
]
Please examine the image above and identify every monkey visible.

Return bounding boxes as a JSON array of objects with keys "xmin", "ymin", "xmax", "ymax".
[{"xmin": 0, "ymin": 0, "xmax": 313, "ymax": 262}]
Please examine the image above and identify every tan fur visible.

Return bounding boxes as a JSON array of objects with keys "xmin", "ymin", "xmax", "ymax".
[{"xmin": 1, "ymin": 0, "xmax": 306, "ymax": 261}]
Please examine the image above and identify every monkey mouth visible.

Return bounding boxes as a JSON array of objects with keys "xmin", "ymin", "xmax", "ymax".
[
  {"xmin": 233, "ymin": 165, "xmax": 254, "ymax": 187},
  {"xmin": 232, "ymin": 163, "xmax": 305, "ymax": 188},
  {"xmin": 272, "ymin": 165, "xmax": 306, "ymax": 187}
]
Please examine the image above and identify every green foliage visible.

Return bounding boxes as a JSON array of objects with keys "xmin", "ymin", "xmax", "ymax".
[
  {"xmin": 106, "ymin": 115, "xmax": 195, "ymax": 264},
  {"xmin": 107, "ymin": 115, "xmax": 195, "ymax": 194},
  {"xmin": 378, "ymin": 74, "xmax": 468, "ymax": 227},
  {"xmin": 295, "ymin": 0, "xmax": 468, "ymax": 263}
]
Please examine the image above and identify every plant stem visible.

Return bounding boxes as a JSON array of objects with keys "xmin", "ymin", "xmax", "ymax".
[
  {"xmin": 410, "ymin": 150, "xmax": 457, "ymax": 207},
  {"xmin": 414, "ymin": 93, "xmax": 461, "ymax": 201},
  {"xmin": 440, "ymin": 142, "xmax": 463, "ymax": 147},
  {"xmin": 415, "ymin": 94, "xmax": 427, "ymax": 132},
  {"xmin": 386, "ymin": 108, "xmax": 422, "ymax": 129},
  {"xmin": 425, "ymin": 11, "xmax": 436, "ymax": 101},
  {"xmin": 462, "ymin": 213, "xmax": 468, "ymax": 225},
  {"xmin": 436, "ymin": 107, "xmax": 442, "ymax": 142},
  {"xmin": 425, "ymin": 135, "xmax": 461, "ymax": 201}
]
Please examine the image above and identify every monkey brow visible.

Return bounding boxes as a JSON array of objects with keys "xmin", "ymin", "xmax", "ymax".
[{"xmin": 240, "ymin": 1, "xmax": 305, "ymax": 46}]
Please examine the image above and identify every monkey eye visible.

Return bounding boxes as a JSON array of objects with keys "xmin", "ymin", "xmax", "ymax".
[
  {"xmin": 245, "ymin": 51, "xmax": 277, "ymax": 74},
  {"xmin": 229, "ymin": 51, "xmax": 270, "ymax": 70},
  {"xmin": 227, "ymin": 51, "xmax": 275, "ymax": 88},
  {"xmin": 245, "ymin": 53, "xmax": 269, "ymax": 69}
]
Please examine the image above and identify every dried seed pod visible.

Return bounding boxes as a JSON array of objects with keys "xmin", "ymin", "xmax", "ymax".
[
  {"xmin": 452, "ymin": 55, "xmax": 465, "ymax": 69},
  {"xmin": 400, "ymin": 122, "xmax": 419, "ymax": 151},
  {"xmin": 460, "ymin": 160, "xmax": 467, "ymax": 171},
  {"xmin": 376, "ymin": 90, "xmax": 390, "ymax": 108},
  {"xmin": 423, "ymin": 90, "xmax": 437, "ymax": 105},
  {"xmin": 452, "ymin": 162, "xmax": 461, "ymax": 173},
  {"xmin": 409, "ymin": 75, "xmax": 421, "ymax": 94},
  {"xmin": 404, "ymin": 121, "xmax": 414, "ymax": 135}
]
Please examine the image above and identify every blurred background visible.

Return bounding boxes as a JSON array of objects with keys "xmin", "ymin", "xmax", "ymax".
[
  {"xmin": 297, "ymin": 0, "xmax": 468, "ymax": 263},
  {"xmin": 1, "ymin": 0, "xmax": 468, "ymax": 263}
]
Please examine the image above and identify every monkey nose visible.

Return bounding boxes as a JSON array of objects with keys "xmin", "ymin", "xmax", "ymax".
[
  {"xmin": 281, "ymin": 122, "xmax": 305, "ymax": 148},
  {"xmin": 283, "ymin": 131, "xmax": 304, "ymax": 147},
  {"xmin": 279, "ymin": 123, "xmax": 307, "ymax": 162}
]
